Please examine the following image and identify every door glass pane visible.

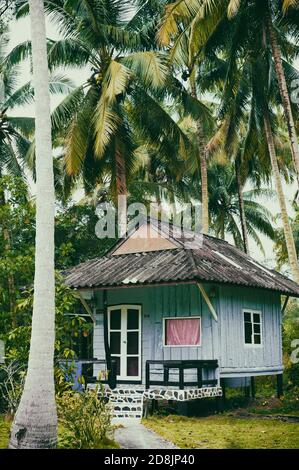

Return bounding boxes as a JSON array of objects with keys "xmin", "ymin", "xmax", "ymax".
[
  {"xmin": 127, "ymin": 332, "xmax": 139, "ymax": 354},
  {"xmin": 244, "ymin": 322, "xmax": 252, "ymax": 344},
  {"xmin": 244, "ymin": 312, "xmax": 251, "ymax": 322},
  {"xmin": 110, "ymin": 332, "xmax": 120, "ymax": 354},
  {"xmin": 253, "ymin": 313, "xmax": 260, "ymax": 324},
  {"xmin": 127, "ymin": 357, "xmax": 138, "ymax": 376},
  {"xmin": 127, "ymin": 309, "xmax": 139, "ymax": 330},
  {"xmin": 253, "ymin": 323, "xmax": 260, "ymax": 333},
  {"xmin": 254, "ymin": 334, "xmax": 261, "ymax": 345},
  {"xmin": 110, "ymin": 309, "xmax": 121, "ymax": 330},
  {"xmin": 113, "ymin": 356, "xmax": 120, "ymax": 376}
]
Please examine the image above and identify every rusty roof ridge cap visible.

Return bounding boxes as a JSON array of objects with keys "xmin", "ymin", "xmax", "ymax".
[{"xmin": 186, "ymin": 249, "xmax": 200, "ymax": 278}]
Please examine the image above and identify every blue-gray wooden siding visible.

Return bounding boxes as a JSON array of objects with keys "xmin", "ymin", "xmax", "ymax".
[
  {"xmin": 219, "ymin": 285, "xmax": 283, "ymax": 377},
  {"xmin": 92, "ymin": 283, "xmax": 282, "ymax": 383}
]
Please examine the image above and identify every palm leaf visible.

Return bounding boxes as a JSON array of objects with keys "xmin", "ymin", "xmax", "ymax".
[
  {"xmin": 227, "ymin": 0, "xmax": 241, "ymax": 19},
  {"xmin": 64, "ymin": 87, "xmax": 98, "ymax": 175},
  {"xmin": 122, "ymin": 52, "xmax": 168, "ymax": 90},
  {"xmin": 6, "ymin": 117, "xmax": 35, "ymax": 139},
  {"xmin": 93, "ymin": 61, "xmax": 131, "ymax": 158},
  {"xmin": 282, "ymin": 0, "xmax": 299, "ymax": 14},
  {"xmin": 157, "ymin": 0, "xmax": 202, "ymax": 45}
]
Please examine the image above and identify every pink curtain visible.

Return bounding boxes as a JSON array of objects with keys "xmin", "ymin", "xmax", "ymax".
[{"xmin": 165, "ymin": 318, "xmax": 200, "ymax": 346}]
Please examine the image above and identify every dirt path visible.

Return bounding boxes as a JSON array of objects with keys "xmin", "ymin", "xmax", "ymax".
[{"xmin": 113, "ymin": 418, "xmax": 177, "ymax": 449}]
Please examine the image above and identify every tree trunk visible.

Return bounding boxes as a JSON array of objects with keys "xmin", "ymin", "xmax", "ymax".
[
  {"xmin": 220, "ymin": 221, "xmax": 225, "ymax": 241},
  {"xmin": 265, "ymin": 0, "xmax": 299, "ymax": 189},
  {"xmin": 9, "ymin": 0, "xmax": 57, "ymax": 449},
  {"xmin": 115, "ymin": 146, "xmax": 127, "ymax": 237},
  {"xmin": 235, "ymin": 154, "xmax": 250, "ymax": 254},
  {"xmin": 189, "ymin": 76, "xmax": 209, "ymax": 234},
  {"xmin": 264, "ymin": 109, "xmax": 299, "ymax": 284},
  {"xmin": 115, "ymin": 147, "xmax": 127, "ymax": 197}
]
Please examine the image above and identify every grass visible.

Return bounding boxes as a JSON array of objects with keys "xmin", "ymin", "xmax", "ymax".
[
  {"xmin": 143, "ymin": 414, "xmax": 299, "ymax": 449},
  {"xmin": 0, "ymin": 416, "xmax": 10, "ymax": 449},
  {"xmin": 0, "ymin": 415, "xmax": 118, "ymax": 449}
]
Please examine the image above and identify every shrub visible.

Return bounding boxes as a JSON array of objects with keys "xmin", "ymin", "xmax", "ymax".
[
  {"xmin": 283, "ymin": 300, "xmax": 299, "ymax": 390},
  {"xmin": 0, "ymin": 362, "xmax": 26, "ymax": 414},
  {"xmin": 56, "ymin": 386, "xmax": 112, "ymax": 449}
]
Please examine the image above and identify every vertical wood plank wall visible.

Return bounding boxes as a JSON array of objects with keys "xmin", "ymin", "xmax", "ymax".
[
  {"xmin": 92, "ymin": 283, "xmax": 282, "ymax": 383},
  {"xmin": 219, "ymin": 285, "xmax": 282, "ymax": 377}
]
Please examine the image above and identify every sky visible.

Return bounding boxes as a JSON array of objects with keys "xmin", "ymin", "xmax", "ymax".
[{"xmin": 6, "ymin": 16, "xmax": 298, "ymax": 269}]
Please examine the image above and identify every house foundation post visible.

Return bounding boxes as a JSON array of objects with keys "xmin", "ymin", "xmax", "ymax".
[
  {"xmin": 218, "ymin": 378, "xmax": 226, "ymax": 411},
  {"xmin": 250, "ymin": 376, "xmax": 256, "ymax": 399},
  {"xmin": 277, "ymin": 374, "xmax": 283, "ymax": 398}
]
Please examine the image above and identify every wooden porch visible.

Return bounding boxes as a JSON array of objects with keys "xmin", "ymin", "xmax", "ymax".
[
  {"xmin": 64, "ymin": 358, "xmax": 221, "ymax": 392},
  {"xmin": 61, "ymin": 358, "xmax": 222, "ymax": 418}
]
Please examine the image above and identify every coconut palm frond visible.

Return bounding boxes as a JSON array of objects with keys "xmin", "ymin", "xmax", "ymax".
[{"xmin": 123, "ymin": 51, "xmax": 168, "ymax": 90}]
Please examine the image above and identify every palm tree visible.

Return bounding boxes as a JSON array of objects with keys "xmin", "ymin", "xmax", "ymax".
[
  {"xmin": 31, "ymin": 0, "xmax": 196, "ymax": 211},
  {"xmin": 263, "ymin": 105, "xmax": 299, "ymax": 282},
  {"xmin": 157, "ymin": 2, "xmax": 215, "ymax": 234},
  {"xmin": 0, "ymin": 28, "xmax": 33, "ymax": 328},
  {"xmin": 225, "ymin": 0, "xmax": 299, "ymax": 188},
  {"xmin": 0, "ymin": 20, "xmax": 74, "ymax": 326},
  {"xmin": 9, "ymin": 0, "xmax": 57, "ymax": 449},
  {"xmin": 265, "ymin": 0, "xmax": 299, "ymax": 189},
  {"xmin": 235, "ymin": 150, "xmax": 250, "ymax": 254},
  {"xmin": 159, "ymin": 0, "xmax": 299, "ymax": 187},
  {"xmin": 228, "ymin": 0, "xmax": 299, "ymax": 189},
  {"xmin": 233, "ymin": 55, "xmax": 299, "ymax": 281},
  {"xmin": 186, "ymin": 1, "xmax": 299, "ymax": 281},
  {"xmin": 208, "ymin": 161, "xmax": 275, "ymax": 252}
]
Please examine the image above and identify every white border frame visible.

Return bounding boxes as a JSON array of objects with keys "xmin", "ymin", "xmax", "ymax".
[
  {"xmin": 108, "ymin": 304, "xmax": 142, "ymax": 381},
  {"xmin": 243, "ymin": 309, "xmax": 263, "ymax": 348},
  {"xmin": 162, "ymin": 316, "xmax": 202, "ymax": 347}
]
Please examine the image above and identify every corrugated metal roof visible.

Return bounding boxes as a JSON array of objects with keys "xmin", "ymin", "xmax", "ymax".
[{"xmin": 64, "ymin": 220, "xmax": 299, "ymax": 297}]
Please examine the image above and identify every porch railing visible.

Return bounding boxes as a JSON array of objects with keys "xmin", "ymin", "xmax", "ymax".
[{"xmin": 145, "ymin": 359, "xmax": 219, "ymax": 390}]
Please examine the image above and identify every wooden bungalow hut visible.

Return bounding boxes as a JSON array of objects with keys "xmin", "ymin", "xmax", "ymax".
[{"xmin": 65, "ymin": 218, "xmax": 299, "ymax": 418}]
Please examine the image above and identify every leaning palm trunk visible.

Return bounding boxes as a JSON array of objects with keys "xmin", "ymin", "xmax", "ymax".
[
  {"xmin": 265, "ymin": 1, "xmax": 299, "ymax": 189},
  {"xmin": 9, "ymin": 0, "xmax": 57, "ymax": 449},
  {"xmin": 189, "ymin": 76, "xmax": 209, "ymax": 234},
  {"xmin": 235, "ymin": 155, "xmax": 250, "ymax": 254},
  {"xmin": 264, "ymin": 109, "xmax": 299, "ymax": 284}
]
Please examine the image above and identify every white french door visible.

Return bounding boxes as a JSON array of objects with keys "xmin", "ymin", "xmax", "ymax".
[{"xmin": 108, "ymin": 305, "xmax": 141, "ymax": 381}]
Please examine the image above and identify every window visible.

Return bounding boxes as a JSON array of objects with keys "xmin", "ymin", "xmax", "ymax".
[
  {"xmin": 164, "ymin": 317, "xmax": 201, "ymax": 346},
  {"xmin": 243, "ymin": 310, "xmax": 262, "ymax": 346}
]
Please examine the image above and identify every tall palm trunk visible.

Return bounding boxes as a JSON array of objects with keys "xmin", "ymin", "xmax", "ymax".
[
  {"xmin": 264, "ymin": 108, "xmax": 299, "ymax": 284},
  {"xmin": 189, "ymin": 74, "xmax": 209, "ymax": 234},
  {"xmin": 220, "ymin": 219, "xmax": 225, "ymax": 241},
  {"xmin": 9, "ymin": 0, "xmax": 57, "ymax": 449},
  {"xmin": 235, "ymin": 154, "xmax": 250, "ymax": 254},
  {"xmin": 115, "ymin": 146, "xmax": 127, "ymax": 197},
  {"xmin": 115, "ymin": 145, "xmax": 127, "ymax": 237},
  {"xmin": 265, "ymin": 0, "xmax": 299, "ymax": 189}
]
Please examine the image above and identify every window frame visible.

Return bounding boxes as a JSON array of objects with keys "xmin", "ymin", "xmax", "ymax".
[
  {"xmin": 163, "ymin": 316, "xmax": 202, "ymax": 348},
  {"xmin": 242, "ymin": 309, "xmax": 263, "ymax": 348}
]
